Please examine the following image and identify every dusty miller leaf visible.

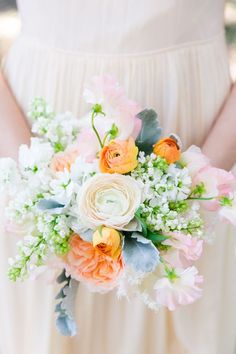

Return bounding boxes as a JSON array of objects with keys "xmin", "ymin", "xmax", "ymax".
[
  {"xmin": 38, "ymin": 199, "xmax": 65, "ymax": 211},
  {"xmin": 55, "ymin": 270, "xmax": 79, "ymax": 336},
  {"xmin": 135, "ymin": 109, "xmax": 162, "ymax": 154},
  {"xmin": 123, "ymin": 232, "xmax": 160, "ymax": 273}
]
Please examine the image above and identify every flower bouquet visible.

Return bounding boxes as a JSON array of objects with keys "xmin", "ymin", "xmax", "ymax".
[{"xmin": 2, "ymin": 76, "xmax": 236, "ymax": 336}]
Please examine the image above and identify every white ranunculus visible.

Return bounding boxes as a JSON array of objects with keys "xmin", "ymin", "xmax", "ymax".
[{"xmin": 78, "ymin": 174, "xmax": 142, "ymax": 230}]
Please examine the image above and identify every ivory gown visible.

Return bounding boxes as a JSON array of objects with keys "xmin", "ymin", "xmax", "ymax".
[{"xmin": 1, "ymin": 1, "xmax": 236, "ymax": 353}]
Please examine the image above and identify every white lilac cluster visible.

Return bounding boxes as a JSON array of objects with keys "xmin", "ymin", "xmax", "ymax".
[
  {"xmin": 5, "ymin": 96, "xmax": 99, "ymax": 280},
  {"xmin": 29, "ymin": 98, "xmax": 80, "ymax": 152},
  {"xmin": 131, "ymin": 152, "xmax": 203, "ymax": 236},
  {"xmin": 6, "ymin": 153, "xmax": 98, "ymax": 280}
]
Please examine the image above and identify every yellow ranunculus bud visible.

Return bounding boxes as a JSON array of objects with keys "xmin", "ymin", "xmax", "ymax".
[{"xmin": 93, "ymin": 227, "xmax": 121, "ymax": 259}]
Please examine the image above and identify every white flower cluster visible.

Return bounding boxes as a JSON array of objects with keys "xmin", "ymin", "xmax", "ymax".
[
  {"xmin": 8, "ymin": 233, "xmax": 47, "ymax": 280},
  {"xmin": 5, "ymin": 149, "xmax": 99, "ymax": 280},
  {"xmin": 131, "ymin": 152, "xmax": 203, "ymax": 235},
  {"xmin": 29, "ymin": 98, "xmax": 80, "ymax": 152},
  {"xmin": 5, "ymin": 95, "xmax": 99, "ymax": 280}
]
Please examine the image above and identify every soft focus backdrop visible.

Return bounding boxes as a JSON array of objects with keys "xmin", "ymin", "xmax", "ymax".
[{"xmin": 0, "ymin": 1, "xmax": 236, "ymax": 78}]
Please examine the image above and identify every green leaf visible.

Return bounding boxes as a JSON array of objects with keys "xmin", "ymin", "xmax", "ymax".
[
  {"xmin": 135, "ymin": 109, "xmax": 162, "ymax": 154},
  {"xmin": 146, "ymin": 231, "xmax": 169, "ymax": 244},
  {"xmin": 109, "ymin": 123, "xmax": 119, "ymax": 140},
  {"xmin": 134, "ymin": 208, "xmax": 169, "ymax": 245},
  {"xmin": 219, "ymin": 196, "xmax": 233, "ymax": 207},
  {"xmin": 190, "ymin": 182, "xmax": 206, "ymax": 198},
  {"xmin": 135, "ymin": 208, "xmax": 148, "ymax": 236}
]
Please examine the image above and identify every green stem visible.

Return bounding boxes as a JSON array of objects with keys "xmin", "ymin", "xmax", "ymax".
[
  {"xmin": 25, "ymin": 237, "xmax": 45, "ymax": 263},
  {"xmin": 102, "ymin": 131, "xmax": 110, "ymax": 146},
  {"xmin": 91, "ymin": 111, "xmax": 103, "ymax": 149},
  {"xmin": 187, "ymin": 196, "xmax": 217, "ymax": 201}
]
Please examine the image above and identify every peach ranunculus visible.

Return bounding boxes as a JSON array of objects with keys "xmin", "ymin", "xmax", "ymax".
[
  {"xmin": 153, "ymin": 137, "xmax": 181, "ymax": 164},
  {"xmin": 93, "ymin": 227, "xmax": 122, "ymax": 259},
  {"xmin": 99, "ymin": 138, "xmax": 138, "ymax": 174},
  {"xmin": 51, "ymin": 146, "xmax": 80, "ymax": 172},
  {"xmin": 66, "ymin": 234, "xmax": 124, "ymax": 292}
]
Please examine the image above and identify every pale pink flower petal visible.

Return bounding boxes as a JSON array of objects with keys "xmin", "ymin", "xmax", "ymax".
[
  {"xmin": 81, "ymin": 75, "xmax": 142, "ymax": 146},
  {"xmin": 163, "ymin": 232, "xmax": 203, "ymax": 267},
  {"xmin": 76, "ymin": 128, "xmax": 100, "ymax": 161},
  {"xmin": 194, "ymin": 166, "xmax": 236, "ymax": 211},
  {"xmin": 219, "ymin": 197, "xmax": 236, "ymax": 226},
  {"xmin": 181, "ymin": 145, "xmax": 210, "ymax": 178},
  {"xmin": 154, "ymin": 267, "xmax": 203, "ymax": 311}
]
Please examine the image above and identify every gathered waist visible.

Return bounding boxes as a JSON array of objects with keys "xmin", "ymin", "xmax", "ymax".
[
  {"xmin": 2, "ymin": 26, "xmax": 231, "ymax": 152},
  {"xmin": 8, "ymin": 31, "xmax": 227, "ymax": 60}
]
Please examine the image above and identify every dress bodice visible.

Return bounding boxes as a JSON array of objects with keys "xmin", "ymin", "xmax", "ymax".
[{"xmin": 17, "ymin": 0, "xmax": 225, "ymax": 54}]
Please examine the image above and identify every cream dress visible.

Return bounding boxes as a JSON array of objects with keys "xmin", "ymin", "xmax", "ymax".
[{"xmin": 1, "ymin": 1, "xmax": 236, "ymax": 353}]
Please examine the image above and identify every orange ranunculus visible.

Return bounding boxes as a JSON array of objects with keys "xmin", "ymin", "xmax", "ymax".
[
  {"xmin": 153, "ymin": 137, "xmax": 181, "ymax": 164},
  {"xmin": 51, "ymin": 146, "xmax": 80, "ymax": 172},
  {"xmin": 99, "ymin": 137, "xmax": 138, "ymax": 174},
  {"xmin": 66, "ymin": 234, "xmax": 124, "ymax": 291},
  {"xmin": 93, "ymin": 227, "xmax": 121, "ymax": 259}
]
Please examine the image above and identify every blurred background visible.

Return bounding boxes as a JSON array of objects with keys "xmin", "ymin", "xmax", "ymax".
[{"xmin": 0, "ymin": 0, "xmax": 236, "ymax": 79}]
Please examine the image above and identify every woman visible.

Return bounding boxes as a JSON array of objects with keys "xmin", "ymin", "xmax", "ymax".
[{"xmin": 0, "ymin": 1, "xmax": 236, "ymax": 353}]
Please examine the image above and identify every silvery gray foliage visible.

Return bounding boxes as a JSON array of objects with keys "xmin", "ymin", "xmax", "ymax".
[
  {"xmin": 37, "ymin": 199, "xmax": 65, "ymax": 213},
  {"xmin": 123, "ymin": 232, "xmax": 160, "ymax": 273},
  {"xmin": 135, "ymin": 109, "xmax": 162, "ymax": 154},
  {"xmin": 55, "ymin": 270, "xmax": 79, "ymax": 336}
]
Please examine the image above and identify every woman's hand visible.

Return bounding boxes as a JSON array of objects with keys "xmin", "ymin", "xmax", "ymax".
[
  {"xmin": 0, "ymin": 70, "xmax": 30, "ymax": 159},
  {"xmin": 202, "ymin": 83, "xmax": 236, "ymax": 171}
]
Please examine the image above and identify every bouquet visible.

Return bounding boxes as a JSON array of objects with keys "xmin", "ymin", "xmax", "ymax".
[{"xmin": 1, "ymin": 76, "xmax": 236, "ymax": 336}]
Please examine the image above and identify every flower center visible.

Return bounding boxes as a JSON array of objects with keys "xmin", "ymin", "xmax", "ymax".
[{"xmin": 95, "ymin": 188, "xmax": 129, "ymax": 216}]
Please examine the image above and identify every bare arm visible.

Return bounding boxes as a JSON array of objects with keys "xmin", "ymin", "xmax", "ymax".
[
  {"xmin": 202, "ymin": 83, "xmax": 236, "ymax": 171},
  {"xmin": 0, "ymin": 70, "xmax": 30, "ymax": 159}
]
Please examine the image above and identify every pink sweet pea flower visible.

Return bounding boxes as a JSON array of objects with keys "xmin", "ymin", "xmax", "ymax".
[
  {"xmin": 219, "ymin": 196, "xmax": 236, "ymax": 226},
  {"xmin": 181, "ymin": 145, "xmax": 210, "ymax": 178},
  {"xmin": 163, "ymin": 232, "xmax": 203, "ymax": 268},
  {"xmin": 193, "ymin": 166, "xmax": 236, "ymax": 211},
  {"xmin": 154, "ymin": 266, "xmax": 203, "ymax": 311},
  {"xmin": 76, "ymin": 128, "xmax": 100, "ymax": 162},
  {"xmin": 77, "ymin": 75, "xmax": 142, "ymax": 159}
]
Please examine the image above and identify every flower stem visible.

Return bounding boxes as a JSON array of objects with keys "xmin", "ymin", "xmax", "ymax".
[
  {"xmin": 102, "ymin": 131, "xmax": 110, "ymax": 146},
  {"xmin": 91, "ymin": 110, "xmax": 103, "ymax": 149},
  {"xmin": 187, "ymin": 196, "xmax": 216, "ymax": 201}
]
